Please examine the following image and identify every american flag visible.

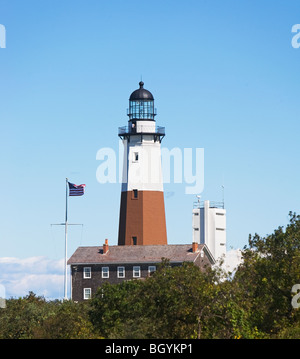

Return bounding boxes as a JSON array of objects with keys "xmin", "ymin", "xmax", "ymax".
[{"xmin": 68, "ymin": 182, "xmax": 86, "ymax": 196}]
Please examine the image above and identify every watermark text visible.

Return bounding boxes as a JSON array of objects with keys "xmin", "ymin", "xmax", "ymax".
[
  {"xmin": 0, "ymin": 24, "xmax": 6, "ymax": 48},
  {"xmin": 292, "ymin": 24, "xmax": 300, "ymax": 49},
  {"xmin": 0, "ymin": 284, "xmax": 6, "ymax": 308},
  {"xmin": 96, "ymin": 141, "xmax": 204, "ymax": 195}
]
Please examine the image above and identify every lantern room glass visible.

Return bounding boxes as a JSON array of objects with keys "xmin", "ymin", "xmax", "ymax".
[{"xmin": 128, "ymin": 100, "xmax": 155, "ymax": 120}]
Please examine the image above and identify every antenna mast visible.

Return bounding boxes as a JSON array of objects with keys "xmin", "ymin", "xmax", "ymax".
[{"xmin": 222, "ymin": 185, "xmax": 225, "ymax": 209}]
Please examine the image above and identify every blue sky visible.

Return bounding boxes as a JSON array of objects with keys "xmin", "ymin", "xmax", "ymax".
[{"xmin": 1, "ymin": 0, "xmax": 300, "ymax": 298}]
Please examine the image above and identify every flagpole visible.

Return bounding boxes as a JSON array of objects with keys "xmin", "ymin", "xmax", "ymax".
[
  {"xmin": 51, "ymin": 179, "xmax": 84, "ymax": 301},
  {"xmin": 64, "ymin": 178, "xmax": 68, "ymax": 300}
]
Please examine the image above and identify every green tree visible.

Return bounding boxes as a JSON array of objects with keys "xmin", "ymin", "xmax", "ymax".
[
  {"xmin": 232, "ymin": 212, "xmax": 300, "ymax": 336},
  {"xmin": 33, "ymin": 300, "xmax": 98, "ymax": 339},
  {"xmin": 90, "ymin": 260, "xmax": 224, "ymax": 339},
  {"xmin": 0, "ymin": 292, "xmax": 53, "ymax": 339},
  {"xmin": 0, "ymin": 292, "xmax": 98, "ymax": 339},
  {"xmin": 90, "ymin": 279, "xmax": 142, "ymax": 338},
  {"xmin": 137, "ymin": 261, "xmax": 218, "ymax": 339}
]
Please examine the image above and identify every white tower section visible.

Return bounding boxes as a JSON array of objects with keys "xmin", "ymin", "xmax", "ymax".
[
  {"xmin": 121, "ymin": 121, "xmax": 164, "ymax": 193},
  {"xmin": 192, "ymin": 200, "xmax": 226, "ymax": 263}
]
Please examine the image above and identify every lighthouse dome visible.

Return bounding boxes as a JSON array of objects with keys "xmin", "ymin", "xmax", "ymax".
[{"xmin": 129, "ymin": 81, "xmax": 154, "ymax": 101}]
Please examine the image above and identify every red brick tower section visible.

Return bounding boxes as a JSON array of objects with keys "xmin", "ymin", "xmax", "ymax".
[
  {"xmin": 118, "ymin": 81, "xmax": 167, "ymax": 246},
  {"xmin": 118, "ymin": 191, "xmax": 167, "ymax": 246}
]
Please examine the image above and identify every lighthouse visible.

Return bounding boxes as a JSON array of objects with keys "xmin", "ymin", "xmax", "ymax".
[
  {"xmin": 118, "ymin": 81, "xmax": 167, "ymax": 246},
  {"xmin": 68, "ymin": 81, "xmax": 216, "ymax": 301}
]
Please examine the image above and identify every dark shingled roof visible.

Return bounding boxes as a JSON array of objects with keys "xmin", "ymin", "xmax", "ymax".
[{"xmin": 67, "ymin": 244, "xmax": 214, "ymax": 265}]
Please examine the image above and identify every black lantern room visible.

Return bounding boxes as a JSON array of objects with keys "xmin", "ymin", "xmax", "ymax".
[
  {"xmin": 118, "ymin": 81, "xmax": 165, "ymax": 142},
  {"xmin": 127, "ymin": 81, "xmax": 156, "ymax": 121}
]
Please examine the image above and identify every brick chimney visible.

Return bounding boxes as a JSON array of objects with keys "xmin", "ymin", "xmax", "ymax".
[
  {"xmin": 192, "ymin": 242, "xmax": 198, "ymax": 253},
  {"xmin": 103, "ymin": 239, "xmax": 109, "ymax": 254}
]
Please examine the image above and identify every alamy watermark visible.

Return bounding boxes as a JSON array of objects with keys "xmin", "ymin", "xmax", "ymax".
[
  {"xmin": 96, "ymin": 141, "xmax": 204, "ymax": 195},
  {"xmin": 291, "ymin": 284, "xmax": 300, "ymax": 309},
  {"xmin": 0, "ymin": 284, "xmax": 6, "ymax": 309},
  {"xmin": 292, "ymin": 24, "xmax": 300, "ymax": 49},
  {"xmin": 0, "ymin": 24, "xmax": 6, "ymax": 48}
]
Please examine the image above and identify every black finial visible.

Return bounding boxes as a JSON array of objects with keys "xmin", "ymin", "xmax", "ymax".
[{"xmin": 139, "ymin": 81, "xmax": 144, "ymax": 88}]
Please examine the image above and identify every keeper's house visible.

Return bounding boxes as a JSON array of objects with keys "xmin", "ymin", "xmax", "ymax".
[{"xmin": 68, "ymin": 240, "xmax": 214, "ymax": 302}]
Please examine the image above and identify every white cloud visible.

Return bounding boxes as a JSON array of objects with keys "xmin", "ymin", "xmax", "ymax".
[{"xmin": 0, "ymin": 256, "xmax": 67, "ymax": 300}]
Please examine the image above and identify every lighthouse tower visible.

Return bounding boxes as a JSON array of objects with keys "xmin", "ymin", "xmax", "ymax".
[{"xmin": 118, "ymin": 81, "xmax": 167, "ymax": 246}]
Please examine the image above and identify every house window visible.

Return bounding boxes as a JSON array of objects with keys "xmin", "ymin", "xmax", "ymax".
[
  {"xmin": 133, "ymin": 266, "xmax": 141, "ymax": 278},
  {"xmin": 132, "ymin": 236, "xmax": 137, "ymax": 245},
  {"xmin": 83, "ymin": 288, "xmax": 91, "ymax": 300},
  {"xmin": 148, "ymin": 266, "xmax": 156, "ymax": 275},
  {"xmin": 117, "ymin": 266, "xmax": 125, "ymax": 278},
  {"xmin": 102, "ymin": 267, "xmax": 109, "ymax": 278},
  {"xmin": 83, "ymin": 267, "xmax": 91, "ymax": 279}
]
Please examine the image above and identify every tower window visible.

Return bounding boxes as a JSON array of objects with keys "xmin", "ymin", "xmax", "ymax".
[
  {"xmin": 133, "ymin": 189, "xmax": 138, "ymax": 199},
  {"xmin": 132, "ymin": 236, "xmax": 137, "ymax": 245},
  {"xmin": 133, "ymin": 152, "xmax": 139, "ymax": 162}
]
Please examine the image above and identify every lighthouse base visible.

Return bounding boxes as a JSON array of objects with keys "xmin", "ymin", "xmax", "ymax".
[{"xmin": 118, "ymin": 190, "xmax": 167, "ymax": 246}]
